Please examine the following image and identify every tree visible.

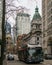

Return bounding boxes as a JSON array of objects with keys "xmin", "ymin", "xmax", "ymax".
[{"xmin": 5, "ymin": 0, "xmax": 29, "ymax": 21}]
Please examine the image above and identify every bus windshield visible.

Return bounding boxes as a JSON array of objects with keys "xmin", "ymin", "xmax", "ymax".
[
  {"xmin": 28, "ymin": 47, "xmax": 43, "ymax": 56},
  {"xmin": 28, "ymin": 48, "xmax": 36, "ymax": 56},
  {"xmin": 35, "ymin": 47, "xmax": 42, "ymax": 54}
]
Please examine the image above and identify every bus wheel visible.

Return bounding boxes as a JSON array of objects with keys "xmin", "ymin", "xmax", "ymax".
[
  {"xmin": 37, "ymin": 62, "xmax": 40, "ymax": 64},
  {"xmin": 25, "ymin": 60, "xmax": 29, "ymax": 64}
]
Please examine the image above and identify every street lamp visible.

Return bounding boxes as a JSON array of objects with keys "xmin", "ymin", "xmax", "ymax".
[{"xmin": 0, "ymin": 0, "xmax": 5, "ymax": 65}]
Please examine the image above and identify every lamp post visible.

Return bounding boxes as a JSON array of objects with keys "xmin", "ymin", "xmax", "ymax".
[{"xmin": 0, "ymin": 0, "xmax": 5, "ymax": 65}]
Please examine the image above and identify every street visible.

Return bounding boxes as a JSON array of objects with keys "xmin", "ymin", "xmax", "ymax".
[
  {"xmin": 7, "ymin": 60, "xmax": 43, "ymax": 65},
  {"xmin": 6, "ymin": 60, "xmax": 52, "ymax": 65}
]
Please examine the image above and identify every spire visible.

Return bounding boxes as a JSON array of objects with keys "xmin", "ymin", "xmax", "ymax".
[
  {"xmin": 35, "ymin": 5, "xmax": 39, "ymax": 13},
  {"xmin": 32, "ymin": 5, "xmax": 41, "ymax": 20}
]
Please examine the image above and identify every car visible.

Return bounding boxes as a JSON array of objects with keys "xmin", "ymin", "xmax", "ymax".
[
  {"xmin": 44, "ymin": 54, "xmax": 52, "ymax": 59},
  {"xmin": 13, "ymin": 54, "xmax": 19, "ymax": 61},
  {"xmin": 7, "ymin": 53, "xmax": 14, "ymax": 60}
]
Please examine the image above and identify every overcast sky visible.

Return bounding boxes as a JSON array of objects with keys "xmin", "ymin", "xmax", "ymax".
[{"xmin": 7, "ymin": 0, "xmax": 42, "ymax": 26}]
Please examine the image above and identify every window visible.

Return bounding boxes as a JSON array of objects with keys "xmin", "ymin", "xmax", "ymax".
[
  {"xmin": 37, "ymin": 37, "xmax": 39, "ymax": 41},
  {"xmin": 51, "ymin": 16, "xmax": 52, "ymax": 21},
  {"xmin": 37, "ymin": 42, "xmax": 39, "ymax": 44},
  {"xmin": 43, "ymin": 40, "xmax": 45, "ymax": 46},
  {"xmin": 43, "ymin": 33, "xmax": 45, "ymax": 37},
  {"xmin": 33, "ymin": 25, "xmax": 36, "ymax": 29}
]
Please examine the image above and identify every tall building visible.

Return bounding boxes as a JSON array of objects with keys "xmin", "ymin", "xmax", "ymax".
[
  {"xmin": 42, "ymin": 0, "xmax": 52, "ymax": 54},
  {"xmin": 5, "ymin": 21, "xmax": 11, "ymax": 34},
  {"xmin": 16, "ymin": 13, "xmax": 31, "ymax": 36}
]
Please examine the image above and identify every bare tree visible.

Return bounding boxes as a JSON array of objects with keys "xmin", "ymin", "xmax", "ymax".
[{"xmin": 5, "ymin": 0, "xmax": 29, "ymax": 21}]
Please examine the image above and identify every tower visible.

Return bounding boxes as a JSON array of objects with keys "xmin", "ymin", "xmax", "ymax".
[
  {"xmin": 31, "ymin": 6, "xmax": 42, "ymax": 45},
  {"xmin": 16, "ymin": 12, "xmax": 31, "ymax": 36}
]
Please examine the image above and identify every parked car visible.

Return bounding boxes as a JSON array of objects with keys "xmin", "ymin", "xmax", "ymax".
[
  {"xmin": 13, "ymin": 54, "xmax": 19, "ymax": 61},
  {"xmin": 44, "ymin": 54, "xmax": 52, "ymax": 59},
  {"xmin": 7, "ymin": 53, "xmax": 14, "ymax": 60}
]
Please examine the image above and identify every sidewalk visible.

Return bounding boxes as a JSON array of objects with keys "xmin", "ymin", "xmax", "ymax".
[
  {"xmin": 44, "ymin": 59, "xmax": 52, "ymax": 65},
  {"xmin": 3, "ymin": 58, "xmax": 7, "ymax": 65}
]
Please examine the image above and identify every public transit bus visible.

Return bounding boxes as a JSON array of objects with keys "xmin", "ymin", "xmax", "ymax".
[{"xmin": 17, "ymin": 44, "xmax": 44, "ymax": 63}]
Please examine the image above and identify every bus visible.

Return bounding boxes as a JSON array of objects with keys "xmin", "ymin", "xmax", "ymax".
[{"xmin": 17, "ymin": 44, "xmax": 44, "ymax": 63}]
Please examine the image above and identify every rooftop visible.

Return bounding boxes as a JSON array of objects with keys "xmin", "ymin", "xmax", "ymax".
[
  {"xmin": 17, "ymin": 12, "xmax": 30, "ymax": 17},
  {"xmin": 32, "ymin": 6, "xmax": 41, "ymax": 20}
]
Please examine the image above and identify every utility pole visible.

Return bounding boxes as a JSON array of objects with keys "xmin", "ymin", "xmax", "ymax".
[
  {"xmin": 2, "ymin": 0, "xmax": 6, "ymax": 64},
  {"xmin": 0, "ymin": 0, "xmax": 5, "ymax": 65}
]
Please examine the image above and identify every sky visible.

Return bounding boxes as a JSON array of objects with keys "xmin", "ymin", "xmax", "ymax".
[{"xmin": 7, "ymin": 0, "xmax": 42, "ymax": 27}]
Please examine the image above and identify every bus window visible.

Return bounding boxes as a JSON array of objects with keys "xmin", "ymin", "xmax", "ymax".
[
  {"xmin": 28, "ymin": 48, "xmax": 36, "ymax": 56},
  {"xmin": 36, "ymin": 47, "xmax": 42, "ymax": 54}
]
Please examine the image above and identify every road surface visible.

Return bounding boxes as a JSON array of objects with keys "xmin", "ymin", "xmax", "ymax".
[{"xmin": 7, "ymin": 60, "xmax": 52, "ymax": 65}]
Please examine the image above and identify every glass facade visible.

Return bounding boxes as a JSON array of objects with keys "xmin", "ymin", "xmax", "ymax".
[{"xmin": 5, "ymin": 22, "xmax": 11, "ymax": 34}]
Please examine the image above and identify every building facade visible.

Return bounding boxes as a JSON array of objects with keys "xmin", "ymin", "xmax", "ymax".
[
  {"xmin": 6, "ymin": 34, "xmax": 14, "ymax": 53},
  {"xmin": 5, "ymin": 21, "xmax": 11, "ymax": 34},
  {"xmin": 23, "ymin": 6, "xmax": 42, "ymax": 46},
  {"xmin": 31, "ymin": 6, "xmax": 42, "ymax": 45},
  {"xmin": 42, "ymin": 0, "xmax": 52, "ymax": 54},
  {"xmin": 5, "ymin": 22, "xmax": 14, "ymax": 53},
  {"xmin": 16, "ymin": 13, "xmax": 31, "ymax": 36},
  {"xmin": 0, "ymin": 0, "xmax": 3, "ymax": 39},
  {"xmin": 12, "ymin": 25, "xmax": 17, "ymax": 44}
]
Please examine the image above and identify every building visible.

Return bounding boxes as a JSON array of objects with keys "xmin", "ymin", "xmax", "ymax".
[
  {"xmin": 5, "ymin": 21, "xmax": 11, "ymax": 43},
  {"xmin": 17, "ymin": 34, "xmax": 27, "ymax": 49},
  {"xmin": 42, "ymin": 0, "xmax": 52, "ymax": 54},
  {"xmin": 5, "ymin": 22, "xmax": 14, "ymax": 53},
  {"xmin": 0, "ymin": 0, "xmax": 3, "ymax": 39},
  {"xmin": 31, "ymin": 6, "xmax": 42, "ymax": 45},
  {"xmin": 6, "ymin": 34, "xmax": 14, "ymax": 53},
  {"xmin": 16, "ymin": 12, "xmax": 31, "ymax": 36},
  {"xmin": 23, "ymin": 6, "xmax": 42, "ymax": 46},
  {"xmin": 12, "ymin": 25, "xmax": 17, "ymax": 44},
  {"xmin": 5, "ymin": 21, "xmax": 11, "ymax": 34}
]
